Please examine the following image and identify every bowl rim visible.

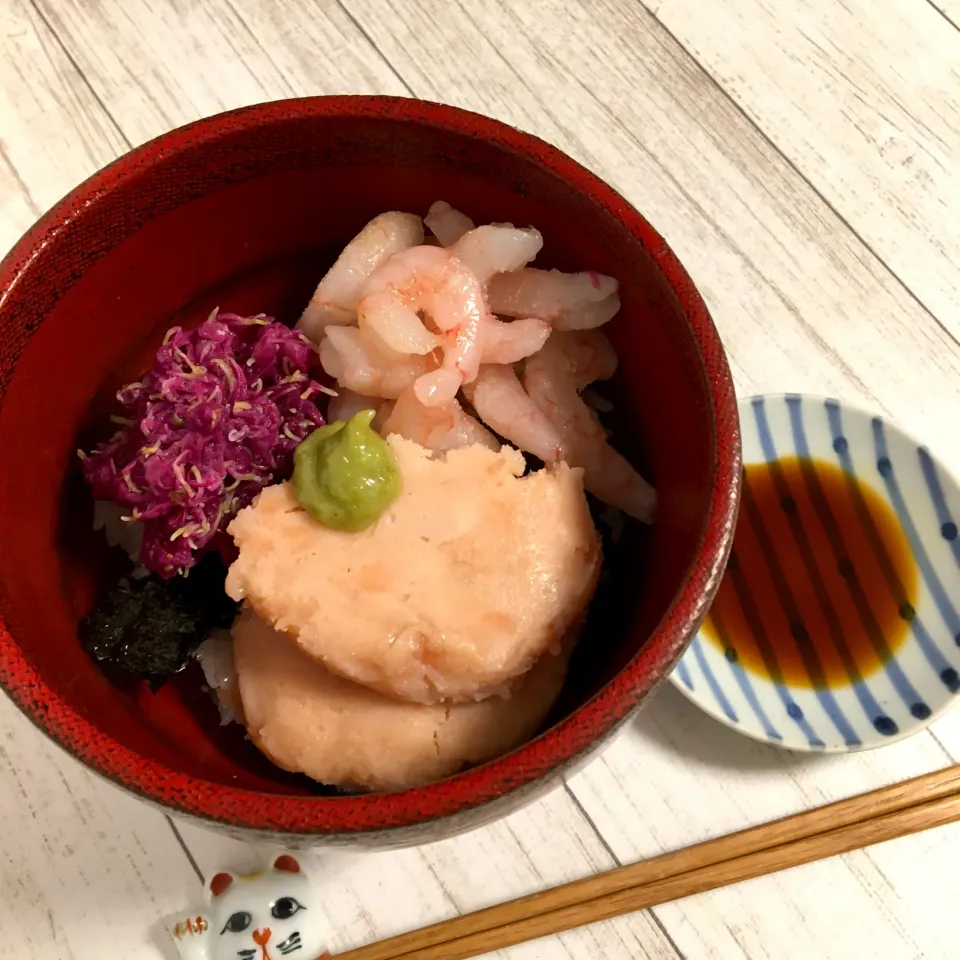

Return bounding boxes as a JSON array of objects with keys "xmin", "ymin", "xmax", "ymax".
[{"xmin": 0, "ymin": 94, "xmax": 741, "ymax": 836}]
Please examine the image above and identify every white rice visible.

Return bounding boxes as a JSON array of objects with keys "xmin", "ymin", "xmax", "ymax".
[
  {"xmin": 195, "ymin": 629, "xmax": 241, "ymax": 726},
  {"xmin": 92, "ymin": 500, "xmax": 143, "ymax": 563}
]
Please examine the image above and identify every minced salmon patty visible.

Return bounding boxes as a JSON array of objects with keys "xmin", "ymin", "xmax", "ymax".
[
  {"xmin": 233, "ymin": 609, "xmax": 572, "ymax": 792},
  {"xmin": 226, "ymin": 436, "xmax": 600, "ymax": 704}
]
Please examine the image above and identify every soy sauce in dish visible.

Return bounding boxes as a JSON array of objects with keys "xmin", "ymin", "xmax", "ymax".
[{"xmin": 702, "ymin": 457, "xmax": 918, "ymax": 688}]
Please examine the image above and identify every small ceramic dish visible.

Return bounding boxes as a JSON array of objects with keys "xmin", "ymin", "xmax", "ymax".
[{"xmin": 671, "ymin": 393, "xmax": 960, "ymax": 752}]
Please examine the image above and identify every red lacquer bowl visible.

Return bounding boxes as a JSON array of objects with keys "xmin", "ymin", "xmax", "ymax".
[{"xmin": 0, "ymin": 97, "xmax": 740, "ymax": 846}]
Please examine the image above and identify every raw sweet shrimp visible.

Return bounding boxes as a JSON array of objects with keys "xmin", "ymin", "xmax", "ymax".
[
  {"xmin": 355, "ymin": 245, "xmax": 485, "ymax": 407},
  {"xmin": 319, "ymin": 325, "xmax": 434, "ymax": 400},
  {"xmin": 450, "ymin": 224, "xmax": 543, "ymax": 284},
  {"xmin": 553, "ymin": 324, "xmax": 618, "ymax": 388},
  {"xmin": 298, "ymin": 212, "xmax": 424, "ymax": 342},
  {"xmin": 462, "ymin": 365, "xmax": 562, "ymax": 464},
  {"xmin": 425, "ymin": 201, "xmax": 476, "ymax": 246},
  {"xmin": 480, "ymin": 315, "xmax": 551, "ymax": 364},
  {"xmin": 356, "ymin": 245, "xmax": 464, "ymax": 356},
  {"xmin": 524, "ymin": 331, "xmax": 656, "ymax": 522},
  {"xmin": 487, "ymin": 267, "xmax": 620, "ymax": 330},
  {"xmin": 381, "ymin": 387, "xmax": 499, "ymax": 454},
  {"xmin": 326, "ymin": 386, "xmax": 393, "ymax": 432}
]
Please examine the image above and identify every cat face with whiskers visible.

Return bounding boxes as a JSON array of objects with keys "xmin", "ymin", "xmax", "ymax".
[{"xmin": 172, "ymin": 855, "xmax": 329, "ymax": 960}]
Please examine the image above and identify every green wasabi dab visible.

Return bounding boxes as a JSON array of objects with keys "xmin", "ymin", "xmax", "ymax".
[{"xmin": 292, "ymin": 409, "xmax": 400, "ymax": 531}]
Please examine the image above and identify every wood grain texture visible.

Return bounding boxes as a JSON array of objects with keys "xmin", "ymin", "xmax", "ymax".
[
  {"xmin": 0, "ymin": 698, "xmax": 202, "ymax": 960},
  {"xmin": 932, "ymin": 1, "xmax": 960, "ymax": 27},
  {"xmin": 570, "ymin": 687, "xmax": 958, "ymax": 960},
  {"xmin": 0, "ymin": 0, "xmax": 127, "ymax": 253},
  {"xmin": 335, "ymin": 789, "xmax": 960, "ymax": 960},
  {"xmin": 31, "ymin": 0, "xmax": 408, "ymax": 149},
  {"xmin": 3, "ymin": 0, "xmax": 960, "ymax": 957},
  {"xmin": 175, "ymin": 789, "xmax": 680, "ymax": 960},
  {"xmin": 331, "ymin": 767, "xmax": 960, "ymax": 960},
  {"xmin": 651, "ymin": 0, "xmax": 960, "ymax": 339}
]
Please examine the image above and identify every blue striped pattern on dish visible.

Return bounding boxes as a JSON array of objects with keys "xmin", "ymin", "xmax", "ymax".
[{"xmin": 669, "ymin": 394, "xmax": 960, "ymax": 752}]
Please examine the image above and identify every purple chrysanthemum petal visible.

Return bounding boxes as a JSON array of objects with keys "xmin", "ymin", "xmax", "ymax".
[{"xmin": 82, "ymin": 313, "xmax": 326, "ymax": 577}]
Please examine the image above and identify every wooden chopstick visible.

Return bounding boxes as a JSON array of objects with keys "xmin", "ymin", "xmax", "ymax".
[
  {"xmin": 333, "ymin": 765, "xmax": 960, "ymax": 960},
  {"xmin": 360, "ymin": 790, "xmax": 960, "ymax": 960}
]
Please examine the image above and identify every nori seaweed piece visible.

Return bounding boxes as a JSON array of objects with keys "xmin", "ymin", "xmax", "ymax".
[{"xmin": 78, "ymin": 552, "xmax": 239, "ymax": 686}]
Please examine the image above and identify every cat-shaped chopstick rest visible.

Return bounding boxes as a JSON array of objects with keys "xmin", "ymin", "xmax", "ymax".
[{"xmin": 172, "ymin": 854, "xmax": 330, "ymax": 960}]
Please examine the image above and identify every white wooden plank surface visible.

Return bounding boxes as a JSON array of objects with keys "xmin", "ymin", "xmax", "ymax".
[
  {"xmin": 31, "ymin": 0, "xmax": 407, "ymax": 149},
  {"xmin": 568, "ymin": 687, "xmax": 957, "ymax": 960},
  {"xmin": 650, "ymin": 0, "xmax": 960, "ymax": 339},
  {"xmin": 934, "ymin": 1, "xmax": 960, "ymax": 26},
  {"xmin": 933, "ymin": 0, "xmax": 960, "ymax": 27},
  {"xmin": 2, "ymin": 0, "xmax": 959, "ymax": 957},
  {"xmin": 0, "ymin": 0, "xmax": 127, "ymax": 248},
  {"xmin": 176, "ymin": 789, "xmax": 679, "ymax": 960},
  {"xmin": 0, "ymin": 698, "xmax": 201, "ymax": 960}
]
